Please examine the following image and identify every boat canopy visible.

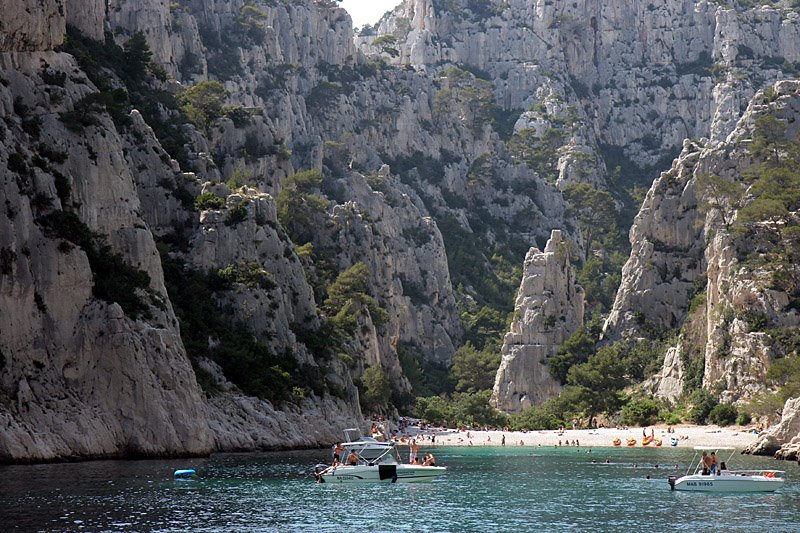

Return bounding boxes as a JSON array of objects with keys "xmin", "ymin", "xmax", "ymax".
[{"xmin": 343, "ymin": 428, "xmax": 363, "ymax": 442}]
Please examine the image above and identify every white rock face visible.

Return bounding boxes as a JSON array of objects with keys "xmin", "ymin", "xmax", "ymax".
[
  {"xmin": 190, "ymin": 189, "xmax": 319, "ymax": 356},
  {"xmin": 107, "ymin": 0, "xmax": 179, "ymax": 66},
  {"xmin": 194, "ymin": 357, "xmax": 361, "ymax": 451},
  {"xmin": 603, "ymin": 139, "xmax": 707, "ymax": 338},
  {"xmin": 491, "ymin": 230, "xmax": 584, "ymax": 413},
  {"xmin": 66, "ymin": 0, "xmax": 105, "ymax": 42},
  {"xmin": 745, "ymin": 397, "xmax": 800, "ymax": 460},
  {"xmin": 0, "ymin": 52, "xmax": 212, "ymax": 461},
  {"xmin": 0, "ymin": 0, "xmax": 65, "ymax": 52},
  {"xmin": 609, "ymin": 80, "xmax": 800, "ymax": 444},
  {"xmin": 369, "ymin": 0, "xmax": 800, "ymax": 173},
  {"xmin": 645, "ymin": 343, "xmax": 685, "ymax": 403}
]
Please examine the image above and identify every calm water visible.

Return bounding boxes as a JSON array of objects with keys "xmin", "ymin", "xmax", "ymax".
[{"xmin": 2, "ymin": 446, "xmax": 799, "ymax": 532}]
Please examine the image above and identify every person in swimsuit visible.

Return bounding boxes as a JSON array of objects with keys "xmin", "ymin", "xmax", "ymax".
[
  {"xmin": 701, "ymin": 451, "xmax": 712, "ymax": 475},
  {"xmin": 423, "ymin": 452, "xmax": 436, "ymax": 466},
  {"xmin": 347, "ymin": 450, "xmax": 359, "ymax": 466},
  {"xmin": 409, "ymin": 439, "xmax": 419, "ymax": 464},
  {"xmin": 333, "ymin": 442, "xmax": 344, "ymax": 463}
]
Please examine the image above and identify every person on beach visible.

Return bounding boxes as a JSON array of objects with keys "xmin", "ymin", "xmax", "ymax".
[
  {"xmin": 501, "ymin": 435, "xmax": 506, "ymax": 446},
  {"xmin": 409, "ymin": 439, "xmax": 420, "ymax": 464}
]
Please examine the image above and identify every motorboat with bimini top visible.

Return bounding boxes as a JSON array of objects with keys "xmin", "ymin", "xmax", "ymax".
[
  {"xmin": 314, "ymin": 428, "xmax": 446, "ymax": 484},
  {"xmin": 668, "ymin": 447, "xmax": 785, "ymax": 492}
]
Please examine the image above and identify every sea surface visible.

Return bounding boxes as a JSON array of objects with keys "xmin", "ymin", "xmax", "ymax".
[{"xmin": 2, "ymin": 445, "xmax": 799, "ymax": 532}]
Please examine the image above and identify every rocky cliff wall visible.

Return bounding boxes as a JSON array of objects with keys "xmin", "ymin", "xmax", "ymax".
[
  {"xmin": 0, "ymin": 49, "xmax": 212, "ymax": 461},
  {"xmin": 0, "ymin": 0, "xmax": 373, "ymax": 462},
  {"xmin": 491, "ymin": 230, "xmax": 584, "ymax": 413},
  {"xmin": 368, "ymin": 0, "xmax": 800, "ymax": 175},
  {"xmin": 5, "ymin": 0, "xmax": 800, "ymax": 462},
  {"xmin": 744, "ymin": 397, "xmax": 800, "ymax": 461},
  {"xmin": 608, "ymin": 80, "xmax": 800, "ymax": 456},
  {"xmin": 0, "ymin": 0, "xmax": 65, "ymax": 52}
]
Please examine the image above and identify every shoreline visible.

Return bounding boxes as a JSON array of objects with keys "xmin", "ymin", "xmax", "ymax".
[{"xmin": 394, "ymin": 424, "xmax": 762, "ymax": 450}]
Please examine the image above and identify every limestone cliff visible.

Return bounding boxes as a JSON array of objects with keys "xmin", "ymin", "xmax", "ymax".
[
  {"xmin": 5, "ymin": 0, "xmax": 800, "ymax": 462},
  {"xmin": 371, "ymin": 0, "xmax": 800, "ymax": 172},
  {"xmin": 0, "ymin": 30, "xmax": 212, "ymax": 459},
  {"xmin": 745, "ymin": 397, "xmax": 800, "ymax": 461},
  {"xmin": 491, "ymin": 230, "xmax": 584, "ymax": 413},
  {"xmin": 606, "ymin": 80, "xmax": 800, "ymax": 456},
  {"xmin": 0, "ymin": 0, "xmax": 65, "ymax": 51}
]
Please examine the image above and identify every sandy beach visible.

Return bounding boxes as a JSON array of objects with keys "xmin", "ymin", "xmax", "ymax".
[{"xmin": 398, "ymin": 425, "xmax": 762, "ymax": 450}]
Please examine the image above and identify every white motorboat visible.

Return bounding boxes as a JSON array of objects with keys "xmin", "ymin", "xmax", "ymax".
[
  {"xmin": 668, "ymin": 447, "xmax": 785, "ymax": 492},
  {"xmin": 314, "ymin": 428, "xmax": 446, "ymax": 484}
]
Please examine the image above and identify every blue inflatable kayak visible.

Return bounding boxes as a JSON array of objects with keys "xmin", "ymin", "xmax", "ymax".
[{"xmin": 174, "ymin": 469, "xmax": 197, "ymax": 479}]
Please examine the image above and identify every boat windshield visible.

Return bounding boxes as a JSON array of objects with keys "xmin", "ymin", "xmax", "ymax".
[
  {"xmin": 343, "ymin": 441, "xmax": 401, "ymax": 465},
  {"xmin": 343, "ymin": 428, "xmax": 363, "ymax": 442}
]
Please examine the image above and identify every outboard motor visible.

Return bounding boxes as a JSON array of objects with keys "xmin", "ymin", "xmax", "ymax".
[{"xmin": 668, "ymin": 475, "xmax": 677, "ymax": 491}]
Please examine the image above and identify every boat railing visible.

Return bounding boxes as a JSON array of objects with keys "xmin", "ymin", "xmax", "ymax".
[{"xmin": 723, "ymin": 469, "xmax": 785, "ymax": 477}]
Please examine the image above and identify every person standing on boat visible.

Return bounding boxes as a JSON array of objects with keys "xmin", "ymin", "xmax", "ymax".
[
  {"xmin": 710, "ymin": 452, "xmax": 718, "ymax": 475},
  {"xmin": 409, "ymin": 439, "xmax": 420, "ymax": 464},
  {"xmin": 701, "ymin": 451, "xmax": 712, "ymax": 475},
  {"xmin": 333, "ymin": 442, "xmax": 344, "ymax": 463}
]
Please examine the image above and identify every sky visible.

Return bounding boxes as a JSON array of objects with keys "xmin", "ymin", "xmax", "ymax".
[{"xmin": 339, "ymin": 0, "xmax": 401, "ymax": 29}]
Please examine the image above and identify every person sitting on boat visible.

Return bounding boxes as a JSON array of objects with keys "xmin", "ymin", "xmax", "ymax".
[
  {"xmin": 423, "ymin": 452, "xmax": 436, "ymax": 466},
  {"xmin": 347, "ymin": 450, "xmax": 359, "ymax": 466},
  {"xmin": 710, "ymin": 452, "xmax": 718, "ymax": 475},
  {"xmin": 411, "ymin": 456, "xmax": 422, "ymax": 465}
]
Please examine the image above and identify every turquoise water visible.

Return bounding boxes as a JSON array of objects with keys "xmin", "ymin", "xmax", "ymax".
[{"xmin": 2, "ymin": 446, "xmax": 800, "ymax": 531}]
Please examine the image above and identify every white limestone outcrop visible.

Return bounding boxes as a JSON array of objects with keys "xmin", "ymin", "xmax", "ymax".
[
  {"xmin": 745, "ymin": 397, "xmax": 800, "ymax": 461},
  {"xmin": 491, "ymin": 230, "xmax": 584, "ymax": 413}
]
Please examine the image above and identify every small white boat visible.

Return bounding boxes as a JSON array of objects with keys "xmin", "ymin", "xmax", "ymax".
[
  {"xmin": 314, "ymin": 428, "xmax": 446, "ymax": 484},
  {"xmin": 668, "ymin": 447, "xmax": 785, "ymax": 493}
]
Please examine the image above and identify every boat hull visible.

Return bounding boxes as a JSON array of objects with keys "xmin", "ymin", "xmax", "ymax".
[
  {"xmin": 320, "ymin": 464, "xmax": 446, "ymax": 484},
  {"xmin": 671, "ymin": 474, "xmax": 784, "ymax": 493}
]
